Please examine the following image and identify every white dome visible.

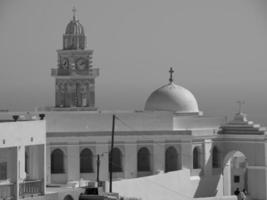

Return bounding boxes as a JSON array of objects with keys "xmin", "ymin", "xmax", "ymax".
[{"xmin": 144, "ymin": 82, "xmax": 199, "ymax": 113}]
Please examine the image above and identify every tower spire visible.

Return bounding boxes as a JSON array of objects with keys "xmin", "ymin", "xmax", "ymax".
[
  {"xmin": 169, "ymin": 67, "xmax": 174, "ymax": 83},
  {"xmin": 72, "ymin": 6, "xmax": 77, "ymax": 21},
  {"xmin": 237, "ymin": 100, "xmax": 245, "ymax": 114}
]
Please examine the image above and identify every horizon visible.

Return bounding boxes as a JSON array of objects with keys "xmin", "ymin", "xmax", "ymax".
[{"xmin": 0, "ymin": 0, "xmax": 266, "ymax": 125}]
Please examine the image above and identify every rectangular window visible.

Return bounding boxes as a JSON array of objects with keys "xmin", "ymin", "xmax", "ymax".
[
  {"xmin": 234, "ymin": 175, "xmax": 240, "ymax": 183},
  {"xmin": 0, "ymin": 162, "xmax": 7, "ymax": 180}
]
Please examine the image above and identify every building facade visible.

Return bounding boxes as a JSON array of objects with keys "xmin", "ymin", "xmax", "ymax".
[
  {"xmin": 42, "ymin": 9, "xmax": 267, "ymax": 200},
  {"xmin": 5, "ymin": 9, "xmax": 266, "ymax": 200},
  {"xmin": 0, "ymin": 118, "xmax": 46, "ymax": 200}
]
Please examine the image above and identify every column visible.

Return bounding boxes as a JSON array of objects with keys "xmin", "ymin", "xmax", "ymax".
[
  {"xmin": 96, "ymin": 143, "xmax": 109, "ymax": 181},
  {"xmin": 124, "ymin": 142, "xmax": 137, "ymax": 178},
  {"xmin": 17, "ymin": 145, "xmax": 26, "ymax": 180},
  {"xmin": 181, "ymin": 141, "xmax": 192, "ymax": 169},
  {"xmin": 203, "ymin": 139, "xmax": 212, "ymax": 175},
  {"xmin": 223, "ymin": 161, "xmax": 231, "ymax": 195},
  {"xmin": 153, "ymin": 142, "xmax": 165, "ymax": 173},
  {"xmin": 46, "ymin": 145, "xmax": 51, "ymax": 184},
  {"xmin": 67, "ymin": 142, "xmax": 80, "ymax": 182}
]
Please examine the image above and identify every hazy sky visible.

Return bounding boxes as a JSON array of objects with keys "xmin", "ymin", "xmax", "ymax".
[{"xmin": 0, "ymin": 0, "xmax": 266, "ymax": 124}]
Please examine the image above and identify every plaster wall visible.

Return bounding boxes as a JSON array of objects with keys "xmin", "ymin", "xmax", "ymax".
[
  {"xmin": 45, "ymin": 111, "xmax": 173, "ymax": 133},
  {"xmin": 173, "ymin": 116, "xmax": 223, "ymax": 130},
  {"xmin": 0, "ymin": 120, "xmax": 46, "ymax": 148}
]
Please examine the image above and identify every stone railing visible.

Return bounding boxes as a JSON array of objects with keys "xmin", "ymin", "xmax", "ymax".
[
  {"xmin": 51, "ymin": 68, "xmax": 99, "ymax": 77},
  {"xmin": 51, "ymin": 68, "xmax": 70, "ymax": 76},
  {"xmin": 19, "ymin": 180, "xmax": 43, "ymax": 197},
  {"xmin": 0, "ymin": 183, "xmax": 15, "ymax": 200}
]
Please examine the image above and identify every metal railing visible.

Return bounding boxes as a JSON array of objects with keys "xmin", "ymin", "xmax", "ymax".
[
  {"xmin": 0, "ymin": 183, "xmax": 15, "ymax": 200},
  {"xmin": 19, "ymin": 180, "xmax": 43, "ymax": 197}
]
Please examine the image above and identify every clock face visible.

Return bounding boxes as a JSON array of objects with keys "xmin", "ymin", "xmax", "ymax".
[
  {"xmin": 76, "ymin": 58, "xmax": 87, "ymax": 71},
  {"xmin": 62, "ymin": 58, "xmax": 69, "ymax": 69}
]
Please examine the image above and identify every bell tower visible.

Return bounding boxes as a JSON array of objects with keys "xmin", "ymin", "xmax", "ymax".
[{"xmin": 51, "ymin": 8, "xmax": 99, "ymax": 110}]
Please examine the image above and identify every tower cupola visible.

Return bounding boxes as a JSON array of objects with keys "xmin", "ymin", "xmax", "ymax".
[{"xmin": 63, "ymin": 7, "xmax": 86, "ymax": 50}]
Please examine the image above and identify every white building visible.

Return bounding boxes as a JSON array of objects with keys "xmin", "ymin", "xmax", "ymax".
[
  {"xmin": 1, "ymin": 9, "xmax": 267, "ymax": 200},
  {"xmin": 43, "ymin": 9, "xmax": 267, "ymax": 200},
  {"xmin": 0, "ymin": 117, "xmax": 46, "ymax": 200}
]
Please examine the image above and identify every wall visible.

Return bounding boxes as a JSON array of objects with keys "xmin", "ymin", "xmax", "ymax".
[
  {"xmin": 0, "ymin": 120, "xmax": 46, "ymax": 148},
  {"xmin": 112, "ymin": 169, "xmax": 193, "ymax": 200},
  {"xmin": 45, "ymin": 111, "xmax": 173, "ymax": 133}
]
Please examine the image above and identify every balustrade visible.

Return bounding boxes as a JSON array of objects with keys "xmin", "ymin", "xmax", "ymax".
[
  {"xmin": 19, "ymin": 180, "xmax": 43, "ymax": 197},
  {"xmin": 0, "ymin": 183, "xmax": 15, "ymax": 200}
]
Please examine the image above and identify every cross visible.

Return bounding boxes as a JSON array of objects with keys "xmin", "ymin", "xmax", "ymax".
[
  {"xmin": 236, "ymin": 100, "xmax": 245, "ymax": 113},
  {"xmin": 72, "ymin": 6, "xmax": 77, "ymax": 20},
  {"xmin": 169, "ymin": 67, "xmax": 174, "ymax": 83}
]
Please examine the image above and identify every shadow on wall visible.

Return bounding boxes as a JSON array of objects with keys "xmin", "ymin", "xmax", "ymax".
[{"xmin": 194, "ymin": 149, "xmax": 222, "ymax": 198}]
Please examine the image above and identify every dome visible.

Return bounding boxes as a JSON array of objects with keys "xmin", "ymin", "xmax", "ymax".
[
  {"xmin": 65, "ymin": 8, "xmax": 84, "ymax": 35},
  {"xmin": 144, "ymin": 82, "xmax": 199, "ymax": 113},
  {"xmin": 65, "ymin": 19, "xmax": 84, "ymax": 35}
]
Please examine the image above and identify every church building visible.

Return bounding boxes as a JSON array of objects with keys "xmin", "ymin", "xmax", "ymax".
[{"xmin": 42, "ymin": 9, "xmax": 267, "ymax": 200}]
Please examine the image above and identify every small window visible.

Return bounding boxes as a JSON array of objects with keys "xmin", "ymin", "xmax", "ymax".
[
  {"xmin": 234, "ymin": 175, "xmax": 240, "ymax": 183},
  {"xmin": 109, "ymin": 148, "xmax": 123, "ymax": 172},
  {"xmin": 80, "ymin": 148, "xmax": 93, "ymax": 173},
  {"xmin": 0, "ymin": 162, "xmax": 7, "ymax": 180},
  {"xmin": 137, "ymin": 147, "xmax": 151, "ymax": 172},
  {"xmin": 51, "ymin": 149, "xmax": 64, "ymax": 174}
]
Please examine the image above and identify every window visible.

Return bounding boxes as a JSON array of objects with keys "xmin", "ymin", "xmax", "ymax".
[
  {"xmin": 80, "ymin": 148, "xmax": 93, "ymax": 173},
  {"xmin": 25, "ymin": 152, "xmax": 29, "ymax": 174},
  {"xmin": 165, "ymin": 146, "xmax": 179, "ymax": 172},
  {"xmin": 0, "ymin": 162, "xmax": 7, "ymax": 180},
  {"xmin": 109, "ymin": 148, "xmax": 123, "ymax": 172},
  {"xmin": 212, "ymin": 146, "xmax": 220, "ymax": 168},
  {"xmin": 193, "ymin": 147, "xmax": 201, "ymax": 169},
  {"xmin": 51, "ymin": 149, "xmax": 64, "ymax": 174},
  {"xmin": 234, "ymin": 175, "xmax": 240, "ymax": 183},
  {"xmin": 137, "ymin": 147, "xmax": 151, "ymax": 172}
]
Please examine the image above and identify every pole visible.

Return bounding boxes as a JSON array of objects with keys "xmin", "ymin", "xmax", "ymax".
[
  {"xmin": 109, "ymin": 114, "xmax": 116, "ymax": 193},
  {"xmin": 97, "ymin": 154, "xmax": 100, "ymax": 187}
]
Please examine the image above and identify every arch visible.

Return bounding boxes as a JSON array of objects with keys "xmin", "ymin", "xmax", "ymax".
[
  {"xmin": 63, "ymin": 195, "xmax": 73, "ymax": 200},
  {"xmin": 193, "ymin": 146, "xmax": 201, "ymax": 169},
  {"xmin": 212, "ymin": 146, "xmax": 220, "ymax": 168},
  {"xmin": 80, "ymin": 148, "xmax": 93, "ymax": 173},
  {"xmin": 165, "ymin": 146, "xmax": 179, "ymax": 172},
  {"xmin": 51, "ymin": 149, "xmax": 64, "ymax": 174},
  {"xmin": 109, "ymin": 147, "xmax": 123, "ymax": 172},
  {"xmin": 223, "ymin": 151, "xmax": 248, "ymax": 196},
  {"xmin": 137, "ymin": 147, "xmax": 151, "ymax": 172}
]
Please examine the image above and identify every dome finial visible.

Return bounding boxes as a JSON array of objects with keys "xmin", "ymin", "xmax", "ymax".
[
  {"xmin": 236, "ymin": 100, "xmax": 245, "ymax": 114},
  {"xmin": 169, "ymin": 67, "xmax": 174, "ymax": 83},
  {"xmin": 72, "ymin": 6, "xmax": 77, "ymax": 20}
]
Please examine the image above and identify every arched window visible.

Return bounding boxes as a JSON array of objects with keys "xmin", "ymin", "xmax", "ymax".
[
  {"xmin": 51, "ymin": 149, "xmax": 64, "ymax": 174},
  {"xmin": 165, "ymin": 146, "xmax": 179, "ymax": 172},
  {"xmin": 64, "ymin": 195, "xmax": 74, "ymax": 200},
  {"xmin": 109, "ymin": 148, "xmax": 123, "ymax": 172},
  {"xmin": 137, "ymin": 147, "xmax": 151, "ymax": 172},
  {"xmin": 80, "ymin": 148, "xmax": 93, "ymax": 173},
  {"xmin": 212, "ymin": 146, "xmax": 220, "ymax": 168},
  {"xmin": 193, "ymin": 147, "xmax": 201, "ymax": 169}
]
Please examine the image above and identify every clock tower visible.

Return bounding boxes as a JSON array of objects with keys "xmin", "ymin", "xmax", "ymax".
[{"xmin": 51, "ymin": 8, "xmax": 99, "ymax": 110}]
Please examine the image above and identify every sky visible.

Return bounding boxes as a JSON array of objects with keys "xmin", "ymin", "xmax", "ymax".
[{"xmin": 0, "ymin": 0, "xmax": 266, "ymax": 124}]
